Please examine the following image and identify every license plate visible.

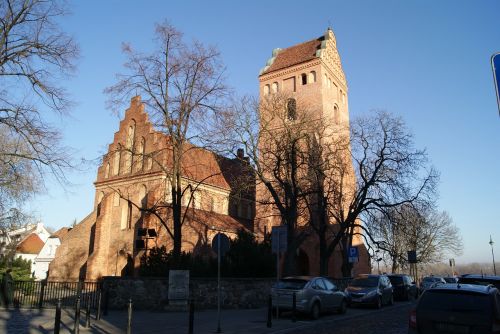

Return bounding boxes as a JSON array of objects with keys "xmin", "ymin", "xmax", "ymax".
[{"xmin": 435, "ymin": 323, "xmax": 469, "ymax": 334}]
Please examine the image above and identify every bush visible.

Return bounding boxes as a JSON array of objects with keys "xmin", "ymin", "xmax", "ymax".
[{"xmin": 0, "ymin": 257, "xmax": 34, "ymax": 281}]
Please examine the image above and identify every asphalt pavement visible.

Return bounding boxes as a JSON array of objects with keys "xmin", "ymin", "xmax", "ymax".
[{"xmin": 0, "ymin": 301, "xmax": 415, "ymax": 334}]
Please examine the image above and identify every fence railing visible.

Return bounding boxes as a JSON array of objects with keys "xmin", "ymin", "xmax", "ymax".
[{"xmin": 4, "ymin": 280, "xmax": 101, "ymax": 309}]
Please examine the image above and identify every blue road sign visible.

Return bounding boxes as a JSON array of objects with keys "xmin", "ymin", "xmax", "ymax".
[
  {"xmin": 348, "ymin": 246, "xmax": 359, "ymax": 263},
  {"xmin": 492, "ymin": 53, "xmax": 500, "ymax": 116}
]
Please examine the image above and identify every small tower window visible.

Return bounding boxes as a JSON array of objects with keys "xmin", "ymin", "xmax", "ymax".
[
  {"xmin": 309, "ymin": 71, "xmax": 316, "ymax": 83},
  {"xmin": 271, "ymin": 82, "xmax": 278, "ymax": 93},
  {"xmin": 113, "ymin": 150, "xmax": 120, "ymax": 176},
  {"xmin": 286, "ymin": 98, "xmax": 297, "ymax": 121},
  {"xmin": 334, "ymin": 105, "xmax": 340, "ymax": 125},
  {"xmin": 301, "ymin": 73, "xmax": 307, "ymax": 85},
  {"xmin": 264, "ymin": 84, "xmax": 270, "ymax": 96}
]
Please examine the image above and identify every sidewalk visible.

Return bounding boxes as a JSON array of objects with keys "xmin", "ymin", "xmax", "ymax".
[{"xmin": 0, "ymin": 302, "xmax": 413, "ymax": 334}]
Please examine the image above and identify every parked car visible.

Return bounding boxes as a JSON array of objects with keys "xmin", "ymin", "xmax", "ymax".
[
  {"xmin": 387, "ymin": 274, "xmax": 418, "ymax": 301},
  {"xmin": 409, "ymin": 283, "xmax": 500, "ymax": 334},
  {"xmin": 271, "ymin": 276, "xmax": 347, "ymax": 319},
  {"xmin": 344, "ymin": 274, "xmax": 393, "ymax": 308},
  {"xmin": 458, "ymin": 274, "xmax": 500, "ymax": 289},
  {"xmin": 419, "ymin": 276, "xmax": 446, "ymax": 293},
  {"xmin": 442, "ymin": 276, "xmax": 458, "ymax": 283}
]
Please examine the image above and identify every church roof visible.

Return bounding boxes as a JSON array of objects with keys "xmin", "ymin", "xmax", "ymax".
[
  {"xmin": 260, "ymin": 37, "xmax": 323, "ymax": 75},
  {"xmin": 16, "ymin": 233, "xmax": 44, "ymax": 254}
]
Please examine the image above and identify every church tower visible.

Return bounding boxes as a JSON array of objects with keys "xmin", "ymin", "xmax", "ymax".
[
  {"xmin": 256, "ymin": 28, "xmax": 368, "ymax": 277},
  {"xmin": 259, "ymin": 28, "xmax": 349, "ymax": 130}
]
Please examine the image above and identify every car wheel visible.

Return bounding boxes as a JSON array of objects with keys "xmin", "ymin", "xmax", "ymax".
[
  {"xmin": 338, "ymin": 299, "xmax": 347, "ymax": 314},
  {"xmin": 375, "ymin": 296, "xmax": 382, "ymax": 309},
  {"xmin": 310, "ymin": 302, "xmax": 321, "ymax": 320}
]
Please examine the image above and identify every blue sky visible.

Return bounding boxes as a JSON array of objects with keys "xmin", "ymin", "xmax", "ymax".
[{"xmin": 29, "ymin": 1, "xmax": 500, "ymax": 264}]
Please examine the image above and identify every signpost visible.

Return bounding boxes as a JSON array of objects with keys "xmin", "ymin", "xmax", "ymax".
[
  {"xmin": 271, "ymin": 226, "xmax": 287, "ymax": 281},
  {"xmin": 211, "ymin": 232, "xmax": 229, "ymax": 333},
  {"xmin": 492, "ymin": 52, "xmax": 500, "ymax": 116},
  {"xmin": 348, "ymin": 246, "xmax": 359, "ymax": 263}
]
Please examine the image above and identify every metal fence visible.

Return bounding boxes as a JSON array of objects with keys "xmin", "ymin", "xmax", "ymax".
[{"xmin": 6, "ymin": 280, "xmax": 101, "ymax": 309}]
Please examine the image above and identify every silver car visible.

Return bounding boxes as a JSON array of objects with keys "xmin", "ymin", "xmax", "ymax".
[
  {"xmin": 419, "ymin": 276, "xmax": 446, "ymax": 293},
  {"xmin": 271, "ymin": 276, "xmax": 347, "ymax": 319}
]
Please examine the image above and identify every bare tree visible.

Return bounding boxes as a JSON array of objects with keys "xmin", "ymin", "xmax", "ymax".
[
  {"xmin": 0, "ymin": 0, "xmax": 79, "ymax": 186},
  {"xmin": 312, "ymin": 111, "xmax": 439, "ymax": 277},
  {"xmin": 105, "ymin": 21, "xmax": 227, "ymax": 259},
  {"xmin": 367, "ymin": 203, "xmax": 463, "ymax": 273},
  {"xmin": 217, "ymin": 94, "xmax": 323, "ymax": 275}
]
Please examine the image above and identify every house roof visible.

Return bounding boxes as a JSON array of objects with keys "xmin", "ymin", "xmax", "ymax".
[
  {"xmin": 15, "ymin": 233, "xmax": 44, "ymax": 254},
  {"xmin": 50, "ymin": 227, "xmax": 70, "ymax": 240},
  {"xmin": 260, "ymin": 37, "xmax": 323, "ymax": 75}
]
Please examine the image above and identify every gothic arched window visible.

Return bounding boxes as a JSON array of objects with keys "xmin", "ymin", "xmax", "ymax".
[{"xmin": 301, "ymin": 73, "xmax": 307, "ymax": 85}]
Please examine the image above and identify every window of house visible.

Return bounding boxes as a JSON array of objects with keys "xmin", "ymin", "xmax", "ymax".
[
  {"xmin": 309, "ymin": 71, "xmax": 316, "ymax": 83},
  {"xmin": 334, "ymin": 105, "xmax": 340, "ymax": 125},
  {"xmin": 125, "ymin": 122, "xmax": 135, "ymax": 173},
  {"xmin": 287, "ymin": 98, "xmax": 297, "ymax": 121},
  {"xmin": 264, "ymin": 84, "xmax": 270, "ymax": 96},
  {"xmin": 271, "ymin": 82, "xmax": 278, "ymax": 93},
  {"xmin": 113, "ymin": 192, "xmax": 120, "ymax": 207},
  {"xmin": 301, "ymin": 73, "xmax": 307, "ymax": 85}
]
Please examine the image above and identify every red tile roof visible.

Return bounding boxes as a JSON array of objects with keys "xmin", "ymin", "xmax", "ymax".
[
  {"xmin": 51, "ymin": 227, "xmax": 70, "ymax": 240},
  {"xmin": 16, "ymin": 233, "xmax": 44, "ymax": 254},
  {"xmin": 261, "ymin": 37, "xmax": 323, "ymax": 75}
]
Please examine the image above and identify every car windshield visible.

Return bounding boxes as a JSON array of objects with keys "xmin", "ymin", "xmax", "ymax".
[
  {"xmin": 350, "ymin": 277, "xmax": 379, "ymax": 287},
  {"xmin": 274, "ymin": 279, "xmax": 308, "ymax": 290},
  {"xmin": 388, "ymin": 276, "xmax": 403, "ymax": 285},
  {"xmin": 418, "ymin": 290, "xmax": 492, "ymax": 315}
]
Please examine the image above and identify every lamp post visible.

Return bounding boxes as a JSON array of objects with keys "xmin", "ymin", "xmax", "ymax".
[{"xmin": 489, "ymin": 235, "xmax": 497, "ymax": 275}]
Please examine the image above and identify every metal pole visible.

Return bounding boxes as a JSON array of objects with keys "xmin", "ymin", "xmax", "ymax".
[
  {"xmin": 217, "ymin": 234, "xmax": 222, "ymax": 333},
  {"xmin": 54, "ymin": 298, "xmax": 61, "ymax": 334},
  {"xmin": 74, "ymin": 296, "xmax": 81, "ymax": 334},
  {"xmin": 188, "ymin": 298, "xmax": 194, "ymax": 334},
  {"xmin": 127, "ymin": 298, "xmax": 132, "ymax": 334},
  {"xmin": 96, "ymin": 289, "xmax": 102, "ymax": 320},
  {"xmin": 85, "ymin": 295, "xmax": 91, "ymax": 328},
  {"xmin": 490, "ymin": 236, "xmax": 497, "ymax": 275},
  {"xmin": 276, "ymin": 232, "xmax": 280, "ymax": 319},
  {"xmin": 266, "ymin": 294, "xmax": 272, "ymax": 328}
]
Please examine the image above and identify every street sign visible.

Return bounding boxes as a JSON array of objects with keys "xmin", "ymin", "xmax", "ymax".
[
  {"xmin": 492, "ymin": 52, "xmax": 500, "ymax": 116},
  {"xmin": 211, "ymin": 233, "xmax": 230, "ymax": 257},
  {"xmin": 408, "ymin": 250, "xmax": 417, "ymax": 264},
  {"xmin": 348, "ymin": 246, "xmax": 359, "ymax": 263},
  {"xmin": 271, "ymin": 226, "xmax": 287, "ymax": 254}
]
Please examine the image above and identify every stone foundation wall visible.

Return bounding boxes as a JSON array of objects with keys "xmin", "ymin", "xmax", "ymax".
[{"xmin": 101, "ymin": 277, "xmax": 275, "ymax": 310}]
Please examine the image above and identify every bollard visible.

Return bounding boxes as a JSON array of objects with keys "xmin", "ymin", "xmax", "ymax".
[
  {"xmin": 188, "ymin": 298, "xmax": 195, "ymax": 334},
  {"xmin": 126, "ymin": 298, "xmax": 132, "ymax": 334},
  {"xmin": 96, "ymin": 289, "xmax": 102, "ymax": 320},
  {"xmin": 103, "ymin": 288, "xmax": 109, "ymax": 316},
  {"xmin": 292, "ymin": 292, "xmax": 296, "ymax": 323},
  {"xmin": 74, "ymin": 296, "xmax": 81, "ymax": 334},
  {"xmin": 267, "ymin": 294, "xmax": 272, "ymax": 328},
  {"xmin": 85, "ymin": 295, "xmax": 91, "ymax": 328},
  {"xmin": 54, "ymin": 298, "xmax": 62, "ymax": 334}
]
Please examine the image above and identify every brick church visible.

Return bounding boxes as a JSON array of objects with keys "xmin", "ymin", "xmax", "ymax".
[{"xmin": 49, "ymin": 28, "xmax": 370, "ymax": 281}]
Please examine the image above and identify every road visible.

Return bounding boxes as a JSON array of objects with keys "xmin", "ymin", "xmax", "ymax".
[{"xmin": 283, "ymin": 302, "xmax": 413, "ymax": 334}]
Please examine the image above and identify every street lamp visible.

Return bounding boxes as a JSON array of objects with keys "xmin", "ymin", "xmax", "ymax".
[{"xmin": 489, "ymin": 235, "xmax": 497, "ymax": 275}]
